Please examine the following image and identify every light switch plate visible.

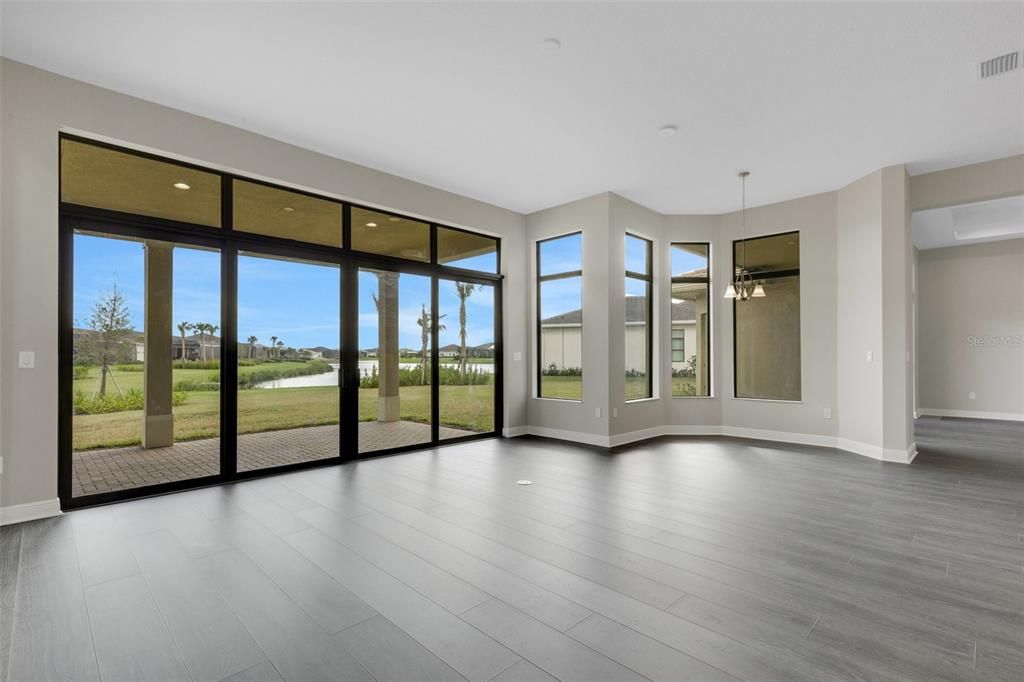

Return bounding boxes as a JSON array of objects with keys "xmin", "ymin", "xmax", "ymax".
[
  {"xmin": 969, "ymin": 392, "xmax": 976, "ymax": 400},
  {"xmin": 865, "ymin": 351, "xmax": 873, "ymax": 362},
  {"xmin": 18, "ymin": 351, "xmax": 35, "ymax": 369},
  {"xmin": 595, "ymin": 407, "xmax": 602, "ymax": 418},
  {"xmin": 823, "ymin": 408, "xmax": 832, "ymax": 419},
  {"xmin": 512, "ymin": 351, "xmax": 522, "ymax": 361}
]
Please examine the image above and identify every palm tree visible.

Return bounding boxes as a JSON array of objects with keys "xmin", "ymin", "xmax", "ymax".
[
  {"xmin": 455, "ymin": 282, "xmax": 480, "ymax": 380},
  {"xmin": 207, "ymin": 324, "xmax": 219, "ymax": 362},
  {"xmin": 195, "ymin": 323, "xmax": 209, "ymax": 362},
  {"xmin": 416, "ymin": 304, "xmax": 446, "ymax": 385},
  {"xmin": 247, "ymin": 336, "xmax": 257, "ymax": 359},
  {"xmin": 177, "ymin": 321, "xmax": 192, "ymax": 363},
  {"xmin": 276, "ymin": 340, "xmax": 284, "ymax": 359},
  {"xmin": 270, "ymin": 335, "xmax": 278, "ymax": 358}
]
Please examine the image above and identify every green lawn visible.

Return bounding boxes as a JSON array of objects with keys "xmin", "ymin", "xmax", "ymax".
[
  {"xmin": 540, "ymin": 375, "xmax": 698, "ymax": 401},
  {"xmin": 73, "ymin": 384, "xmax": 495, "ymax": 451},
  {"xmin": 539, "ymin": 375, "xmax": 582, "ymax": 400}
]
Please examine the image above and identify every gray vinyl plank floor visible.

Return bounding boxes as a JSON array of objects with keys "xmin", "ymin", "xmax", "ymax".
[{"xmin": 1, "ymin": 416, "xmax": 1022, "ymax": 682}]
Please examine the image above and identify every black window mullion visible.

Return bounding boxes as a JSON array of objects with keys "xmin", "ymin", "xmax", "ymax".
[
  {"xmin": 221, "ymin": 242, "xmax": 238, "ymax": 478},
  {"xmin": 430, "ymin": 276, "xmax": 440, "ymax": 443},
  {"xmin": 341, "ymin": 263, "xmax": 359, "ymax": 460}
]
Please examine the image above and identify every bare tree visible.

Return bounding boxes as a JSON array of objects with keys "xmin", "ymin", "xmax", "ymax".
[{"xmin": 88, "ymin": 283, "xmax": 133, "ymax": 397}]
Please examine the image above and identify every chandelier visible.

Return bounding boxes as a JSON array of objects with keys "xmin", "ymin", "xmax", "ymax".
[{"xmin": 724, "ymin": 171, "xmax": 766, "ymax": 301}]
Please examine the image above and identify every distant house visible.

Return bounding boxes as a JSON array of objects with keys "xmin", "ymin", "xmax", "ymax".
[
  {"xmin": 299, "ymin": 348, "xmax": 324, "ymax": 359},
  {"xmin": 540, "ymin": 297, "xmax": 704, "ymax": 379},
  {"xmin": 439, "ymin": 344, "xmax": 460, "ymax": 357}
]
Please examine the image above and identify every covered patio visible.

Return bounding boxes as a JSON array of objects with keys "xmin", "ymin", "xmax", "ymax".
[{"xmin": 72, "ymin": 421, "xmax": 472, "ymax": 497}]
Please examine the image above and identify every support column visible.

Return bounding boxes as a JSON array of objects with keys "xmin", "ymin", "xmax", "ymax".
[
  {"xmin": 377, "ymin": 271, "xmax": 400, "ymax": 422},
  {"xmin": 143, "ymin": 241, "xmax": 174, "ymax": 448}
]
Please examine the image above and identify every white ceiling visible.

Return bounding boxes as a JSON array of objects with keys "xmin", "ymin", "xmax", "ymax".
[
  {"xmin": 912, "ymin": 195, "xmax": 1024, "ymax": 250},
  {"xmin": 2, "ymin": 1, "xmax": 1022, "ymax": 215}
]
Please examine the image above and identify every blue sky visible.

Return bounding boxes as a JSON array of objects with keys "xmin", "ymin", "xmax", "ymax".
[
  {"xmin": 74, "ymin": 233, "xmax": 494, "ymax": 351},
  {"xmin": 671, "ymin": 244, "xmax": 708, "ymax": 276}
]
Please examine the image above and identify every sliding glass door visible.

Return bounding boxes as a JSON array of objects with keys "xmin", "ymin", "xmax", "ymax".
[
  {"xmin": 357, "ymin": 268, "xmax": 434, "ymax": 454},
  {"xmin": 237, "ymin": 253, "xmax": 341, "ymax": 471},
  {"xmin": 438, "ymin": 279, "xmax": 497, "ymax": 439},
  {"xmin": 59, "ymin": 134, "xmax": 502, "ymax": 509},
  {"xmin": 70, "ymin": 231, "xmax": 222, "ymax": 498}
]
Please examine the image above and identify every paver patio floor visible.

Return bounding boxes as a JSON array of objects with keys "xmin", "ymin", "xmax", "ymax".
[{"xmin": 72, "ymin": 421, "xmax": 473, "ymax": 497}]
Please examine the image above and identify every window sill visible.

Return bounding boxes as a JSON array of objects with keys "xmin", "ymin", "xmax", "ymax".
[
  {"xmin": 671, "ymin": 395, "xmax": 716, "ymax": 400},
  {"xmin": 533, "ymin": 396, "xmax": 583, "ymax": 403},
  {"xmin": 731, "ymin": 397, "xmax": 803, "ymax": 404},
  {"xmin": 624, "ymin": 397, "xmax": 659, "ymax": 404}
]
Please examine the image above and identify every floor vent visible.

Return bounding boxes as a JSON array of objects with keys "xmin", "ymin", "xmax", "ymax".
[{"xmin": 979, "ymin": 50, "xmax": 1020, "ymax": 79}]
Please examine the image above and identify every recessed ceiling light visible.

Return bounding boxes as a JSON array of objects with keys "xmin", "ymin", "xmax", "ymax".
[
  {"xmin": 658, "ymin": 125, "xmax": 678, "ymax": 137},
  {"xmin": 388, "ymin": 217, "xmax": 401, "ymax": 222},
  {"xmin": 366, "ymin": 222, "xmax": 377, "ymax": 227},
  {"xmin": 282, "ymin": 206, "xmax": 295, "ymax": 212},
  {"xmin": 173, "ymin": 182, "xmax": 191, "ymax": 190},
  {"xmin": 541, "ymin": 38, "xmax": 561, "ymax": 50}
]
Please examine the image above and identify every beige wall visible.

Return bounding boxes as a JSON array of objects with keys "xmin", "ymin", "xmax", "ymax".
[
  {"xmin": 525, "ymin": 193, "xmax": 611, "ymax": 437},
  {"xmin": 0, "ymin": 58, "xmax": 529, "ymax": 511},
  {"xmin": 917, "ymin": 240, "xmax": 1024, "ymax": 418},
  {"xmin": 910, "ymin": 155, "xmax": 1024, "ymax": 212}
]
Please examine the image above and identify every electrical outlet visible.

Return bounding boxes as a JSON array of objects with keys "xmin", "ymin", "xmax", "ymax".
[
  {"xmin": 823, "ymin": 408, "xmax": 832, "ymax": 419},
  {"xmin": 613, "ymin": 407, "xmax": 618, "ymax": 418},
  {"xmin": 865, "ymin": 351, "xmax": 873, "ymax": 362},
  {"xmin": 595, "ymin": 407, "xmax": 602, "ymax": 418},
  {"xmin": 969, "ymin": 392, "xmax": 976, "ymax": 400},
  {"xmin": 512, "ymin": 351, "xmax": 522, "ymax": 361}
]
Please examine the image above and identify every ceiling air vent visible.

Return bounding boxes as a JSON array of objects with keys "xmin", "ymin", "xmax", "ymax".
[{"xmin": 979, "ymin": 50, "xmax": 1020, "ymax": 79}]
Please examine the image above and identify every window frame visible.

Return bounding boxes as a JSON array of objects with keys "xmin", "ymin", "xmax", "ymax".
[
  {"xmin": 625, "ymin": 233, "xmax": 654, "ymax": 402},
  {"xmin": 57, "ymin": 133, "xmax": 504, "ymax": 510},
  {"xmin": 535, "ymin": 231, "xmax": 584, "ymax": 401},
  {"xmin": 670, "ymin": 242, "xmax": 712, "ymax": 398},
  {"xmin": 730, "ymin": 230, "xmax": 801, "ymax": 402}
]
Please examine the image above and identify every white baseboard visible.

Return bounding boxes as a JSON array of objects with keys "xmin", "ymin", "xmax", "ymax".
[
  {"xmin": 527, "ymin": 423, "xmax": 918, "ymax": 465},
  {"xmin": 502, "ymin": 426, "xmax": 528, "ymax": 438},
  {"xmin": 525, "ymin": 426, "xmax": 611, "ymax": 447},
  {"xmin": 917, "ymin": 408, "xmax": 1024, "ymax": 422},
  {"xmin": 0, "ymin": 498, "xmax": 62, "ymax": 526},
  {"xmin": 722, "ymin": 426, "xmax": 836, "ymax": 450}
]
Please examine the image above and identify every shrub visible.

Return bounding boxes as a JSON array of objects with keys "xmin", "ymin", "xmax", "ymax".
[
  {"xmin": 112, "ymin": 363, "xmax": 145, "ymax": 372},
  {"xmin": 541, "ymin": 364, "xmax": 582, "ymax": 376},
  {"xmin": 358, "ymin": 363, "xmax": 493, "ymax": 388},
  {"xmin": 72, "ymin": 365, "xmax": 92, "ymax": 380},
  {"xmin": 73, "ymin": 388, "xmax": 188, "ymax": 415}
]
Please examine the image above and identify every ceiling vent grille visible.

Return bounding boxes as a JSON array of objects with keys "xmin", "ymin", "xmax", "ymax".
[{"xmin": 979, "ymin": 50, "xmax": 1020, "ymax": 79}]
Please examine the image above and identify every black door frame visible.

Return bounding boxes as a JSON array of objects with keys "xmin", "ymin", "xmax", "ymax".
[{"xmin": 58, "ymin": 134, "xmax": 503, "ymax": 510}]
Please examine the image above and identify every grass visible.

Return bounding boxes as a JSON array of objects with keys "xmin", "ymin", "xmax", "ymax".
[
  {"xmin": 539, "ymin": 375, "xmax": 583, "ymax": 400},
  {"xmin": 539, "ymin": 375, "xmax": 699, "ymax": 401},
  {"xmin": 73, "ymin": 384, "xmax": 495, "ymax": 451}
]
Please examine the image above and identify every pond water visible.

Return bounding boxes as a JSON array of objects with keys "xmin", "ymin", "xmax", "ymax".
[{"xmin": 255, "ymin": 360, "xmax": 495, "ymax": 389}]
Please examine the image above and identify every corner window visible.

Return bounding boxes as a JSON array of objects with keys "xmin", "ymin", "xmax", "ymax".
[
  {"xmin": 537, "ymin": 233, "xmax": 582, "ymax": 400},
  {"xmin": 671, "ymin": 243, "xmax": 711, "ymax": 396},
  {"xmin": 625, "ymin": 234, "xmax": 652, "ymax": 400},
  {"xmin": 732, "ymin": 231, "xmax": 800, "ymax": 401}
]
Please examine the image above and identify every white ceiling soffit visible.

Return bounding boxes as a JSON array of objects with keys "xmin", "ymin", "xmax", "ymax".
[
  {"xmin": 913, "ymin": 195, "xmax": 1024, "ymax": 250},
  {"xmin": 2, "ymin": 2, "xmax": 1022, "ymax": 215}
]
